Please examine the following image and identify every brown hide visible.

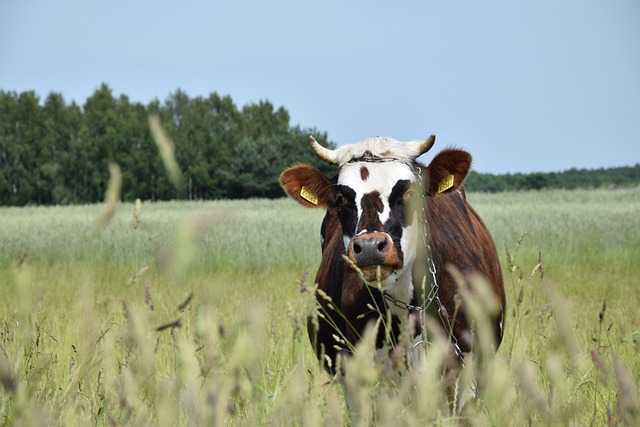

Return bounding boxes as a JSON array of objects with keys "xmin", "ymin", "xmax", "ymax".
[
  {"xmin": 281, "ymin": 149, "xmax": 505, "ymax": 374},
  {"xmin": 311, "ymin": 208, "xmax": 399, "ymax": 373},
  {"xmin": 422, "ymin": 184, "xmax": 505, "ymax": 353},
  {"xmin": 309, "ymin": 208, "xmax": 345, "ymax": 370}
]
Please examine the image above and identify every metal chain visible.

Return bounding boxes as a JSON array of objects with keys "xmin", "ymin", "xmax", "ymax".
[
  {"xmin": 413, "ymin": 166, "xmax": 466, "ymax": 368},
  {"xmin": 383, "ymin": 292, "xmax": 422, "ymax": 312}
]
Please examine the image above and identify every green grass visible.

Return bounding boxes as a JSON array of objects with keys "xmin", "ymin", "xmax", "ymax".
[
  {"xmin": 0, "ymin": 199, "xmax": 324, "ymax": 270},
  {"xmin": 0, "ymin": 187, "xmax": 639, "ymax": 425}
]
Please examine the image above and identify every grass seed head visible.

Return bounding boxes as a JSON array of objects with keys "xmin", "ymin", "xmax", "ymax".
[
  {"xmin": 94, "ymin": 162, "xmax": 122, "ymax": 231},
  {"xmin": 133, "ymin": 198, "xmax": 142, "ymax": 229},
  {"xmin": 148, "ymin": 114, "xmax": 182, "ymax": 186},
  {"xmin": 613, "ymin": 356, "xmax": 639, "ymax": 423}
]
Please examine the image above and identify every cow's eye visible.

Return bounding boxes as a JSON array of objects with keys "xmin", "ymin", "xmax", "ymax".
[{"xmin": 334, "ymin": 186, "xmax": 355, "ymax": 210}]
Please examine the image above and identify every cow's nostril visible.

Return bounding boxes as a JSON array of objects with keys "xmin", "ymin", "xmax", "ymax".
[
  {"xmin": 377, "ymin": 241, "xmax": 387, "ymax": 252},
  {"xmin": 353, "ymin": 242, "xmax": 362, "ymax": 254}
]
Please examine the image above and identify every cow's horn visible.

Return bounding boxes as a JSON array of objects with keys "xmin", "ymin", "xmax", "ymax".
[
  {"xmin": 309, "ymin": 135, "xmax": 339, "ymax": 165},
  {"xmin": 407, "ymin": 134, "xmax": 436, "ymax": 157}
]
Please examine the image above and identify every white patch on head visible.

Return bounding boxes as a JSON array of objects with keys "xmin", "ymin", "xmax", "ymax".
[
  {"xmin": 338, "ymin": 161, "xmax": 416, "ymax": 229},
  {"xmin": 336, "ymin": 137, "xmax": 427, "ymax": 308},
  {"xmin": 334, "ymin": 137, "xmax": 421, "ymax": 166},
  {"xmin": 338, "ymin": 159, "xmax": 421, "ymax": 311},
  {"xmin": 336, "ymin": 137, "xmax": 423, "ymax": 235}
]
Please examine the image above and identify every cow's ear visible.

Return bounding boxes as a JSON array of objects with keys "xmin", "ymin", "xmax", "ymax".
[
  {"xmin": 279, "ymin": 164, "xmax": 333, "ymax": 208},
  {"xmin": 424, "ymin": 149, "xmax": 472, "ymax": 195}
]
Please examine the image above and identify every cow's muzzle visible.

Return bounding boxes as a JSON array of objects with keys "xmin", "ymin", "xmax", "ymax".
[{"xmin": 347, "ymin": 232, "xmax": 403, "ymax": 281}]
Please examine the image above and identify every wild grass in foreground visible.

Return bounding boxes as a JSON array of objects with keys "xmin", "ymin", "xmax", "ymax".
[{"xmin": 0, "ymin": 188, "xmax": 638, "ymax": 425}]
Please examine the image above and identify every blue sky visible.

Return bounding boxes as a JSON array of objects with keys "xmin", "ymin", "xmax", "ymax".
[{"xmin": 1, "ymin": 0, "xmax": 639, "ymax": 174}]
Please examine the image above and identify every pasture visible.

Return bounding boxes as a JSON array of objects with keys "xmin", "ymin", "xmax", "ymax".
[{"xmin": 0, "ymin": 187, "xmax": 639, "ymax": 425}]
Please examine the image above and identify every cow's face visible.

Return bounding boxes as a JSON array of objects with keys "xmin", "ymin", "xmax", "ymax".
[
  {"xmin": 279, "ymin": 135, "xmax": 471, "ymax": 285},
  {"xmin": 334, "ymin": 160, "xmax": 420, "ymax": 282}
]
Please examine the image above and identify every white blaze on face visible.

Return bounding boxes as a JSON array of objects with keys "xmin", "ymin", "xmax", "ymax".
[
  {"xmin": 337, "ymin": 161, "xmax": 416, "ymax": 229},
  {"xmin": 338, "ymin": 161, "xmax": 420, "ymax": 293}
]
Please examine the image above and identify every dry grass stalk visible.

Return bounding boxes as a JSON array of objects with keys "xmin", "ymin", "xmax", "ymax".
[
  {"xmin": 148, "ymin": 114, "xmax": 182, "ymax": 186},
  {"xmin": 132, "ymin": 198, "xmax": 142, "ymax": 229},
  {"xmin": 94, "ymin": 162, "xmax": 122, "ymax": 230}
]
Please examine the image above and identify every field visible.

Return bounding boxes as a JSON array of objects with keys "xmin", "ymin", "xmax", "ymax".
[{"xmin": 1, "ymin": 187, "xmax": 639, "ymax": 426}]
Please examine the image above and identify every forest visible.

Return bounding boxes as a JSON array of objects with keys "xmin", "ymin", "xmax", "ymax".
[
  {"xmin": 1, "ymin": 85, "xmax": 638, "ymax": 206},
  {"xmin": 464, "ymin": 164, "xmax": 640, "ymax": 193},
  {"xmin": 0, "ymin": 84, "xmax": 334, "ymax": 205}
]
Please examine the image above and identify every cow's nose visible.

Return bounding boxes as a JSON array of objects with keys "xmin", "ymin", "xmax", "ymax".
[{"xmin": 349, "ymin": 233, "xmax": 391, "ymax": 267}]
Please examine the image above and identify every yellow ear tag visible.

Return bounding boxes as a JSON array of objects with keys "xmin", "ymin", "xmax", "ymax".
[
  {"xmin": 300, "ymin": 186, "xmax": 318, "ymax": 205},
  {"xmin": 437, "ymin": 174, "xmax": 455, "ymax": 193}
]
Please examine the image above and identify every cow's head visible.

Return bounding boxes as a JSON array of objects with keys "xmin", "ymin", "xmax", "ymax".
[{"xmin": 280, "ymin": 135, "xmax": 471, "ymax": 286}]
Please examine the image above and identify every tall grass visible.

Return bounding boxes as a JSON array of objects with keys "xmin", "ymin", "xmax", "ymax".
[{"xmin": 0, "ymin": 187, "xmax": 638, "ymax": 425}]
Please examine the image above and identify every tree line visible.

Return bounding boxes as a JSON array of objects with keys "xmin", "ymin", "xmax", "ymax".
[
  {"xmin": 1, "ymin": 85, "xmax": 637, "ymax": 206},
  {"xmin": 0, "ymin": 84, "xmax": 336, "ymax": 205},
  {"xmin": 465, "ymin": 165, "xmax": 640, "ymax": 192}
]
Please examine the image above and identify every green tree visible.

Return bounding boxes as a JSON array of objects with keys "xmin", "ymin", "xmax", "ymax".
[
  {"xmin": 227, "ymin": 101, "xmax": 337, "ymax": 198},
  {"xmin": 0, "ymin": 91, "xmax": 19, "ymax": 204},
  {"xmin": 40, "ymin": 92, "xmax": 84, "ymax": 204},
  {"xmin": 113, "ymin": 94, "xmax": 155, "ymax": 202},
  {"xmin": 0, "ymin": 91, "xmax": 45, "ymax": 205},
  {"xmin": 169, "ymin": 92, "xmax": 238, "ymax": 200},
  {"xmin": 201, "ymin": 93, "xmax": 241, "ymax": 199},
  {"xmin": 80, "ymin": 83, "xmax": 135, "ymax": 203},
  {"xmin": 160, "ymin": 89, "xmax": 192, "ymax": 199}
]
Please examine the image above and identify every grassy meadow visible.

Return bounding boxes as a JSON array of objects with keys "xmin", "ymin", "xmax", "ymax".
[{"xmin": 0, "ymin": 187, "xmax": 639, "ymax": 425}]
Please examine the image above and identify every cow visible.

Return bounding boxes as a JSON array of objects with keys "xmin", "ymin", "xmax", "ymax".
[{"xmin": 279, "ymin": 134, "xmax": 505, "ymax": 414}]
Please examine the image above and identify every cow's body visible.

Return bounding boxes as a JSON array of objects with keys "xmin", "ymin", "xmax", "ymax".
[{"xmin": 280, "ymin": 135, "xmax": 505, "ymax": 376}]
